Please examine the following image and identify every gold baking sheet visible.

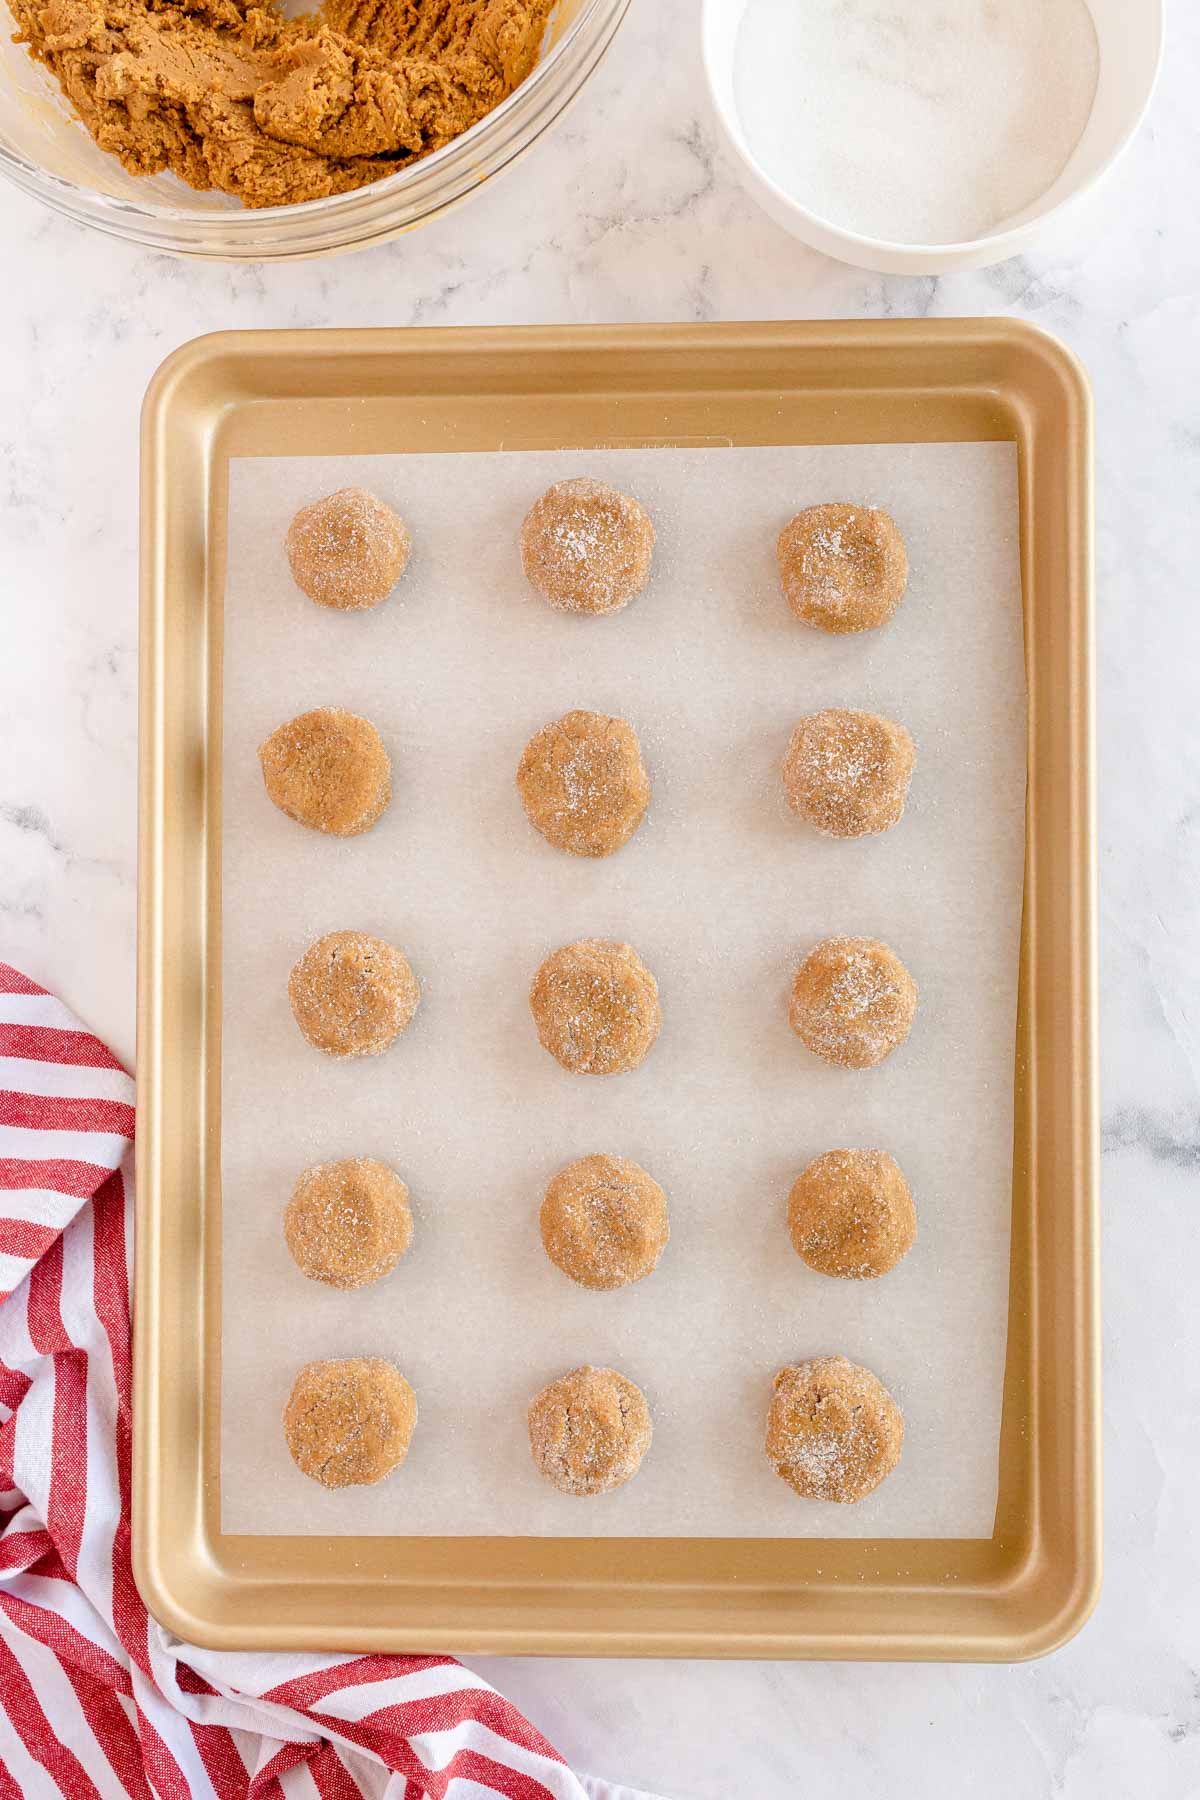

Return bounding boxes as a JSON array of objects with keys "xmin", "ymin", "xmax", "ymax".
[{"xmin": 135, "ymin": 321, "xmax": 1098, "ymax": 1659}]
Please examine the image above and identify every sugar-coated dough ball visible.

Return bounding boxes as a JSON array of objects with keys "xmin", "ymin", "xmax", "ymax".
[
  {"xmin": 288, "ymin": 930, "xmax": 419, "ymax": 1058},
  {"xmin": 777, "ymin": 503, "xmax": 907, "ymax": 633},
  {"xmin": 540, "ymin": 1153, "xmax": 669, "ymax": 1290},
  {"xmin": 789, "ymin": 935, "xmax": 917, "ymax": 1070},
  {"xmin": 765, "ymin": 1355, "xmax": 902, "ymax": 1503},
  {"xmin": 788, "ymin": 1150, "xmax": 916, "ymax": 1279},
  {"xmin": 259, "ymin": 707, "xmax": 391, "ymax": 837},
  {"xmin": 284, "ymin": 1157, "xmax": 413, "ymax": 1289},
  {"xmin": 528, "ymin": 1364, "xmax": 652, "ymax": 1495},
  {"xmin": 283, "ymin": 1357, "xmax": 417, "ymax": 1488},
  {"xmin": 520, "ymin": 477, "xmax": 655, "ymax": 615},
  {"xmin": 782, "ymin": 708, "xmax": 915, "ymax": 839},
  {"xmin": 530, "ymin": 938, "xmax": 661, "ymax": 1076},
  {"xmin": 517, "ymin": 709, "xmax": 650, "ymax": 858},
  {"xmin": 286, "ymin": 487, "xmax": 411, "ymax": 611}
]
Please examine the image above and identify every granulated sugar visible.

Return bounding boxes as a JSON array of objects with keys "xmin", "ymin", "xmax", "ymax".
[{"xmin": 733, "ymin": 0, "xmax": 1100, "ymax": 245}]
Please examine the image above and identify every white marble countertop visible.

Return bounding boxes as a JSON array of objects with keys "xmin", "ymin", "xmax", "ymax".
[{"xmin": 2, "ymin": 4, "xmax": 1198, "ymax": 1794}]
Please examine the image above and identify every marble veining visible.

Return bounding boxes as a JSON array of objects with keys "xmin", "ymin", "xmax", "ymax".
[{"xmin": 1, "ymin": 2, "xmax": 1198, "ymax": 1793}]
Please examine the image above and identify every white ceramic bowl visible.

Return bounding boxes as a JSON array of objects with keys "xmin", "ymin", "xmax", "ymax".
[{"xmin": 702, "ymin": 0, "xmax": 1164, "ymax": 274}]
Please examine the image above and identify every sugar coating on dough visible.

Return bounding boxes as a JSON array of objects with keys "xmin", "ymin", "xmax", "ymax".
[
  {"xmin": 520, "ymin": 478, "xmax": 655, "ymax": 615},
  {"xmin": 286, "ymin": 487, "xmax": 411, "ymax": 612},
  {"xmin": 789, "ymin": 935, "xmax": 917, "ymax": 1070},
  {"xmin": 529, "ymin": 938, "xmax": 661, "ymax": 1076},
  {"xmin": 528, "ymin": 1364, "xmax": 652, "ymax": 1495},
  {"xmin": 283, "ymin": 1357, "xmax": 417, "ymax": 1489},
  {"xmin": 540, "ymin": 1153, "xmax": 669, "ymax": 1290},
  {"xmin": 259, "ymin": 707, "xmax": 391, "ymax": 837},
  {"xmin": 517, "ymin": 709, "xmax": 651, "ymax": 857},
  {"xmin": 782, "ymin": 708, "xmax": 915, "ymax": 839},
  {"xmin": 765, "ymin": 1355, "xmax": 903, "ymax": 1503},
  {"xmin": 788, "ymin": 1149, "xmax": 916, "ymax": 1279},
  {"xmin": 288, "ymin": 930, "xmax": 419, "ymax": 1058},
  {"xmin": 777, "ymin": 503, "xmax": 907, "ymax": 633},
  {"xmin": 285, "ymin": 1156, "xmax": 413, "ymax": 1289}
]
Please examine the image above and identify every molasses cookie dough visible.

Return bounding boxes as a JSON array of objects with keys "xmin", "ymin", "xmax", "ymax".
[
  {"xmin": 286, "ymin": 489, "xmax": 411, "ymax": 611},
  {"xmin": 789, "ymin": 935, "xmax": 917, "ymax": 1070},
  {"xmin": 782, "ymin": 708, "xmax": 915, "ymax": 839},
  {"xmin": 540, "ymin": 1153, "xmax": 669, "ymax": 1290},
  {"xmin": 788, "ymin": 1149, "xmax": 916, "ymax": 1279},
  {"xmin": 528, "ymin": 1364, "xmax": 652, "ymax": 1495},
  {"xmin": 285, "ymin": 1156, "xmax": 413, "ymax": 1289},
  {"xmin": 765, "ymin": 1355, "xmax": 903, "ymax": 1503},
  {"xmin": 777, "ymin": 503, "xmax": 908, "ymax": 633},
  {"xmin": 259, "ymin": 707, "xmax": 391, "ymax": 836},
  {"xmin": 520, "ymin": 478, "xmax": 655, "ymax": 615},
  {"xmin": 10, "ymin": 0, "xmax": 553, "ymax": 209},
  {"xmin": 517, "ymin": 709, "xmax": 651, "ymax": 857},
  {"xmin": 283, "ymin": 1357, "xmax": 417, "ymax": 1488},
  {"xmin": 288, "ymin": 929, "xmax": 419, "ymax": 1057},
  {"xmin": 530, "ymin": 938, "xmax": 661, "ymax": 1075}
]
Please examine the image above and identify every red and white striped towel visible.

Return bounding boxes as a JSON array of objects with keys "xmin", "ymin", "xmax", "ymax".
[{"xmin": 0, "ymin": 962, "xmax": 637, "ymax": 1800}]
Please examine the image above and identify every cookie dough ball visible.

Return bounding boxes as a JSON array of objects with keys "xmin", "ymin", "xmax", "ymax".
[
  {"xmin": 541, "ymin": 1154, "xmax": 669, "ymax": 1291},
  {"xmin": 766, "ymin": 1355, "xmax": 902, "ymax": 1503},
  {"xmin": 782, "ymin": 709, "xmax": 915, "ymax": 839},
  {"xmin": 789, "ymin": 936, "xmax": 917, "ymax": 1070},
  {"xmin": 520, "ymin": 477, "xmax": 655, "ymax": 616},
  {"xmin": 530, "ymin": 939, "xmax": 661, "ymax": 1076},
  {"xmin": 288, "ymin": 930, "xmax": 419, "ymax": 1058},
  {"xmin": 777, "ymin": 503, "xmax": 907, "ymax": 633},
  {"xmin": 283, "ymin": 1357, "xmax": 417, "ymax": 1489},
  {"xmin": 528, "ymin": 1364, "xmax": 652, "ymax": 1495},
  {"xmin": 517, "ymin": 709, "xmax": 650, "ymax": 857},
  {"xmin": 788, "ymin": 1150, "xmax": 915, "ymax": 1279},
  {"xmin": 259, "ymin": 707, "xmax": 391, "ymax": 837},
  {"xmin": 285, "ymin": 1157, "xmax": 413, "ymax": 1289},
  {"xmin": 286, "ymin": 487, "xmax": 411, "ymax": 611}
]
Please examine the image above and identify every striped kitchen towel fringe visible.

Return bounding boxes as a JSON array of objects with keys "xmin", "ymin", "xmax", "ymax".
[{"xmin": 0, "ymin": 961, "xmax": 598, "ymax": 1800}]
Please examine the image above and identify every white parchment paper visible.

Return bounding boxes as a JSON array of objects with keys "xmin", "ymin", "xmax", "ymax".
[{"xmin": 220, "ymin": 441, "xmax": 1024, "ymax": 1539}]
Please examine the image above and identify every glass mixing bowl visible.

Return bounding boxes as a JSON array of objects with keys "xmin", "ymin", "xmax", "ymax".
[{"xmin": 0, "ymin": 0, "xmax": 628, "ymax": 258}]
